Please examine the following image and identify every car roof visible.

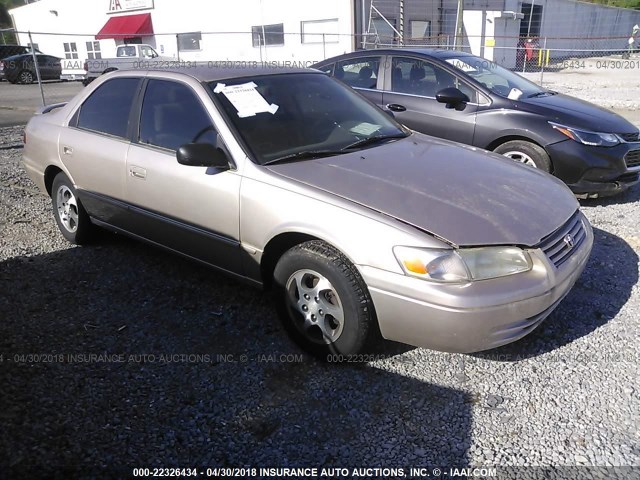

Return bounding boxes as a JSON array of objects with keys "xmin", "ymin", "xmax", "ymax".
[
  {"xmin": 316, "ymin": 48, "xmax": 475, "ymax": 64},
  {"xmin": 142, "ymin": 64, "xmax": 320, "ymax": 82}
]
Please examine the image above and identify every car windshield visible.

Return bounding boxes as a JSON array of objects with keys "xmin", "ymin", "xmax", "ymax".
[
  {"xmin": 445, "ymin": 55, "xmax": 547, "ymax": 99},
  {"xmin": 209, "ymin": 73, "xmax": 409, "ymax": 165}
]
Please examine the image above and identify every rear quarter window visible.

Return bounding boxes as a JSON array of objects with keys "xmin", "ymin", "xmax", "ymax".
[{"xmin": 76, "ymin": 78, "xmax": 140, "ymax": 138}]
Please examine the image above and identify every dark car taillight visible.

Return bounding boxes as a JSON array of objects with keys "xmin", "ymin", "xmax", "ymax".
[
  {"xmin": 0, "ymin": 61, "xmax": 4, "ymax": 70},
  {"xmin": 83, "ymin": 60, "xmax": 88, "ymax": 72}
]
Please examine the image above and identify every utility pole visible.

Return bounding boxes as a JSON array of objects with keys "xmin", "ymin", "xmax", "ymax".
[{"xmin": 454, "ymin": 0, "xmax": 464, "ymax": 49}]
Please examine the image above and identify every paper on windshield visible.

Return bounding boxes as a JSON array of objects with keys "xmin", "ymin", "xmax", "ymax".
[
  {"xmin": 214, "ymin": 82, "xmax": 279, "ymax": 118},
  {"xmin": 507, "ymin": 88, "xmax": 523, "ymax": 100},
  {"xmin": 350, "ymin": 122, "xmax": 381, "ymax": 136}
]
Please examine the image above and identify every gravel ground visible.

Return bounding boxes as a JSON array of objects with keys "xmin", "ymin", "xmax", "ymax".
[{"xmin": 1, "ymin": 124, "xmax": 639, "ymax": 479}]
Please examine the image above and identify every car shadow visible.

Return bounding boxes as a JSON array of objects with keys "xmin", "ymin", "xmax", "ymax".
[
  {"xmin": 0, "ymin": 237, "xmax": 471, "ymax": 476},
  {"xmin": 471, "ymin": 226, "xmax": 638, "ymax": 361},
  {"xmin": 579, "ymin": 185, "xmax": 640, "ymax": 206}
]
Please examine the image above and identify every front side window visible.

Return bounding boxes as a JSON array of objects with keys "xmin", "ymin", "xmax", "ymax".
[
  {"xmin": 252, "ymin": 24, "xmax": 285, "ymax": 47},
  {"xmin": 139, "ymin": 79, "xmax": 216, "ymax": 152},
  {"xmin": 334, "ymin": 56, "xmax": 381, "ymax": 90},
  {"xmin": 63, "ymin": 42, "xmax": 78, "ymax": 60},
  {"xmin": 211, "ymin": 73, "xmax": 408, "ymax": 164},
  {"xmin": 391, "ymin": 57, "xmax": 477, "ymax": 102},
  {"xmin": 77, "ymin": 78, "xmax": 140, "ymax": 138},
  {"xmin": 86, "ymin": 41, "xmax": 102, "ymax": 60}
]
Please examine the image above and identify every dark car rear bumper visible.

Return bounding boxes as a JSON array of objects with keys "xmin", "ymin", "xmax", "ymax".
[{"xmin": 546, "ymin": 139, "xmax": 640, "ymax": 197}]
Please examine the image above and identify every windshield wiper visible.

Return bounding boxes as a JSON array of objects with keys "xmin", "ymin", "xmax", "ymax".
[
  {"xmin": 262, "ymin": 149, "xmax": 345, "ymax": 165},
  {"xmin": 342, "ymin": 133, "xmax": 409, "ymax": 151},
  {"xmin": 528, "ymin": 91, "xmax": 555, "ymax": 98}
]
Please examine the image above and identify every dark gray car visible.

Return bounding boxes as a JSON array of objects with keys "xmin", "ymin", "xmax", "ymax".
[{"xmin": 314, "ymin": 49, "xmax": 640, "ymax": 198}]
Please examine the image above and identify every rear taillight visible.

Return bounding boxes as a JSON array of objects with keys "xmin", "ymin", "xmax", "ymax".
[
  {"xmin": 83, "ymin": 60, "xmax": 88, "ymax": 72},
  {"xmin": 0, "ymin": 61, "xmax": 4, "ymax": 70}
]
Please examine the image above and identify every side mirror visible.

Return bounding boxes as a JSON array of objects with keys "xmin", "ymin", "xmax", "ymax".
[
  {"xmin": 177, "ymin": 143, "xmax": 229, "ymax": 169},
  {"xmin": 436, "ymin": 87, "xmax": 470, "ymax": 107},
  {"xmin": 384, "ymin": 108, "xmax": 395, "ymax": 119}
]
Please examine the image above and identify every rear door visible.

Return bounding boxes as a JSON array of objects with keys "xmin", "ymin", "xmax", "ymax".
[
  {"xmin": 59, "ymin": 77, "xmax": 141, "ymax": 225},
  {"xmin": 124, "ymin": 78, "xmax": 242, "ymax": 274},
  {"xmin": 382, "ymin": 55, "xmax": 479, "ymax": 144}
]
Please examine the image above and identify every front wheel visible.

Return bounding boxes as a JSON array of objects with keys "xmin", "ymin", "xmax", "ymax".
[
  {"xmin": 273, "ymin": 241, "xmax": 378, "ymax": 359},
  {"xmin": 494, "ymin": 140, "xmax": 552, "ymax": 172},
  {"xmin": 51, "ymin": 172, "xmax": 93, "ymax": 244}
]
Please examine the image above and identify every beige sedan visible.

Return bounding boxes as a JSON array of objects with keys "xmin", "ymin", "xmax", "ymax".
[{"xmin": 21, "ymin": 66, "xmax": 593, "ymax": 358}]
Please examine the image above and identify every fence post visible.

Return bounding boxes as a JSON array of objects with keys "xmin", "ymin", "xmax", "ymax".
[
  {"xmin": 322, "ymin": 33, "xmax": 326, "ymax": 60},
  {"xmin": 28, "ymin": 31, "xmax": 46, "ymax": 107},
  {"xmin": 176, "ymin": 34, "xmax": 180, "ymax": 61},
  {"xmin": 540, "ymin": 37, "xmax": 547, "ymax": 86}
]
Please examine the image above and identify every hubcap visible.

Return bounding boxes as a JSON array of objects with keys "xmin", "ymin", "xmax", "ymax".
[
  {"xmin": 20, "ymin": 71, "xmax": 32, "ymax": 83},
  {"xmin": 56, "ymin": 185, "xmax": 79, "ymax": 233},
  {"xmin": 285, "ymin": 269, "xmax": 344, "ymax": 344},
  {"xmin": 502, "ymin": 150, "xmax": 537, "ymax": 168}
]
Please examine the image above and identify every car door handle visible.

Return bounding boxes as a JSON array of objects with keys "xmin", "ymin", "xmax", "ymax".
[
  {"xmin": 130, "ymin": 166, "xmax": 147, "ymax": 180},
  {"xmin": 386, "ymin": 103, "xmax": 407, "ymax": 112},
  {"xmin": 62, "ymin": 146, "xmax": 73, "ymax": 155}
]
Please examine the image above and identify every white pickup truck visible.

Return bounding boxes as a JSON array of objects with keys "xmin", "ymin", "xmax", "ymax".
[{"xmin": 83, "ymin": 44, "xmax": 173, "ymax": 85}]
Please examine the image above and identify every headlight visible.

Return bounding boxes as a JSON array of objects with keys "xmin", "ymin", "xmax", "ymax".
[
  {"xmin": 393, "ymin": 246, "xmax": 532, "ymax": 283},
  {"xmin": 550, "ymin": 122, "xmax": 619, "ymax": 147}
]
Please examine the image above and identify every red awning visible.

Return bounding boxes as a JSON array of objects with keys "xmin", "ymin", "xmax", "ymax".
[{"xmin": 95, "ymin": 13, "xmax": 154, "ymax": 40}]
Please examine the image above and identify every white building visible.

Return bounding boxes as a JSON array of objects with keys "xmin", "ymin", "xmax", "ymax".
[{"xmin": 10, "ymin": 0, "xmax": 356, "ymax": 78}]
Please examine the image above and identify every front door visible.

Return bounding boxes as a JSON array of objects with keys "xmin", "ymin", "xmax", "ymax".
[
  {"xmin": 125, "ymin": 78, "xmax": 242, "ymax": 275},
  {"xmin": 382, "ymin": 56, "xmax": 478, "ymax": 145}
]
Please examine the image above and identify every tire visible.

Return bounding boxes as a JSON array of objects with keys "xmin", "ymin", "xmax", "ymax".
[
  {"xmin": 51, "ymin": 172, "xmax": 93, "ymax": 244},
  {"xmin": 18, "ymin": 70, "xmax": 34, "ymax": 84},
  {"xmin": 273, "ymin": 240, "xmax": 378, "ymax": 359},
  {"xmin": 494, "ymin": 140, "xmax": 552, "ymax": 172}
]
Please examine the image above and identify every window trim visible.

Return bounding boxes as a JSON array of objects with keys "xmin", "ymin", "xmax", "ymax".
[
  {"xmin": 72, "ymin": 77, "xmax": 143, "ymax": 141},
  {"xmin": 63, "ymin": 42, "xmax": 79, "ymax": 60},
  {"xmin": 300, "ymin": 19, "xmax": 339, "ymax": 44},
  {"xmin": 408, "ymin": 19, "xmax": 431, "ymax": 41},
  {"xmin": 251, "ymin": 23, "xmax": 285, "ymax": 48},
  {"xmin": 85, "ymin": 41, "xmax": 102, "ymax": 60},
  {"xmin": 134, "ymin": 77, "xmax": 219, "ymax": 154},
  {"xmin": 385, "ymin": 55, "xmax": 488, "ymax": 106},
  {"xmin": 334, "ymin": 55, "xmax": 384, "ymax": 91},
  {"xmin": 177, "ymin": 32, "xmax": 203, "ymax": 52}
]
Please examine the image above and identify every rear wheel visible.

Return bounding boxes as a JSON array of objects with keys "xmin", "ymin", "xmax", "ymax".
[
  {"xmin": 18, "ymin": 70, "xmax": 34, "ymax": 84},
  {"xmin": 273, "ymin": 240, "xmax": 378, "ymax": 359},
  {"xmin": 51, "ymin": 173, "xmax": 93, "ymax": 244},
  {"xmin": 494, "ymin": 140, "xmax": 552, "ymax": 172}
]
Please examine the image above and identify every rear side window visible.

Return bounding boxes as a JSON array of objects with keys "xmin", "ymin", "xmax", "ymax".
[
  {"xmin": 138, "ymin": 79, "xmax": 215, "ymax": 151},
  {"xmin": 334, "ymin": 56, "xmax": 381, "ymax": 90},
  {"xmin": 77, "ymin": 78, "xmax": 140, "ymax": 138}
]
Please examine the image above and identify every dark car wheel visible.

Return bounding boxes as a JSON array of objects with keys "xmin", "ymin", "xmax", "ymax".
[
  {"xmin": 273, "ymin": 240, "xmax": 378, "ymax": 359},
  {"xmin": 18, "ymin": 70, "xmax": 34, "ymax": 84},
  {"xmin": 494, "ymin": 140, "xmax": 552, "ymax": 172},
  {"xmin": 51, "ymin": 172, "xmax": 93, "ymax": 244}
]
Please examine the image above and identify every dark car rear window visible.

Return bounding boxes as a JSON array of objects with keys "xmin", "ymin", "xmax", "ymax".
[{"xmin": 0, "ymin": 46, "xmax": 29, "ymax": 59}]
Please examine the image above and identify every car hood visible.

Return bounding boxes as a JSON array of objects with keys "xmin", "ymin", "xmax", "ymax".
[
  {"xmin": 517, "ymin": 93, "xmax": 637, "ymax": 133},
  {"xmin": 266, "ymin": 134, "xmax": 579, "ymax": 247}
]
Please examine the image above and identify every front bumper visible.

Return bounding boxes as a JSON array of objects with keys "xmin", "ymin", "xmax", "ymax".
[
  {"xmin": 546, "ymin": 139, "xmax": 640, "ymax": 196},
  {"xmin": 360, "ymin": 213, "xmax": 593, "ymax": 353}
]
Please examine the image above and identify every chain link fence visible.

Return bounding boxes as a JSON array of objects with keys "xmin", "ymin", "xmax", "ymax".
[{"xmin": 1, "ymin": 26, "xmax": 639, "ymax": 116}]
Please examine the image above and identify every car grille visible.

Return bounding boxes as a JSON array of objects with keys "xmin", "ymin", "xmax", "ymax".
[
  {"xmin": 625, "ymin": 149, "xmax": 640, "ymax": 169},
  {"xmin": 619, "ymin": 132, "xmax": 640, "ymax": 142},
  {"xmin": 537, "ymin": 211, "xmax": 586, "ymax": 268}
]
